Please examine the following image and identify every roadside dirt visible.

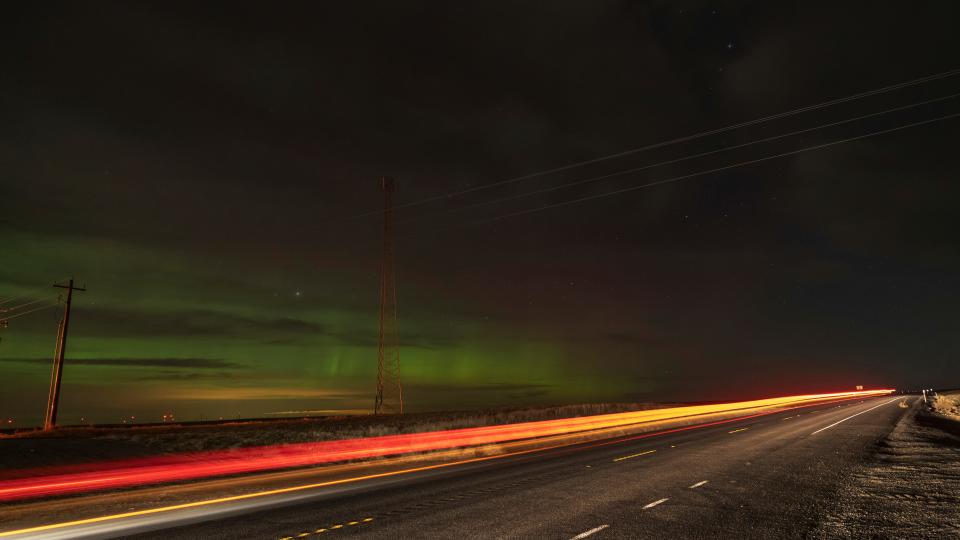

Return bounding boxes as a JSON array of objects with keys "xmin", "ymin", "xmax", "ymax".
[{"xmin": 811, "ymin": 398, "xmax": 960, "ymax": 538}]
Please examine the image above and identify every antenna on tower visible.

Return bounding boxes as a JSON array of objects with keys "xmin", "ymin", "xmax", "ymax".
[{"xmin": 375, "ymin": 177, "xmax": 403, "ymax": 414}]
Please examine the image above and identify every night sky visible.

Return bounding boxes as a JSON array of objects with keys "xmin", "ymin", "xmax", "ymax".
[{"xmin": 2, "ymin": 2, "xmax": 959, "ymax": 425}]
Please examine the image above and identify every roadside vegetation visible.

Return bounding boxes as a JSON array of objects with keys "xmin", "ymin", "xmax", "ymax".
[
  {"xmin": 0, "ymin": 402, "xmax": 674, "ymax": 470},
  {"xmin": 931, "ymin": 391, "xmax": 960, "ymax": 420}
]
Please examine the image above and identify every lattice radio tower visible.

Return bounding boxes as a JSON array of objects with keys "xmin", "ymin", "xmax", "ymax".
[{"xmin": 374, "ymin": 176, "xmax": 403, "ymax": 414}]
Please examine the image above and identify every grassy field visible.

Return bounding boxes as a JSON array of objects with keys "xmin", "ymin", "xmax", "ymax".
[{"xmin": 0, "ymin": 402, "xmax": 675, "ymax": 470}]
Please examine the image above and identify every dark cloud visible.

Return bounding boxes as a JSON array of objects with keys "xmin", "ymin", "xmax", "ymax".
[
  {"xmin": 74, "ymin": 307, "xmax": 324, "ymax": 339},
  {"xmin": 2, "ymin": 1, "xmax": 960, "ymax": 425},
  {"xmin": 454, "ymin": 383, "xmax": 554, "ymax": 393},
  {"xmin": 136, "ymin": 370, "xmax": 236, "ymax": 381},
  {"xmin": 601, "ymin": 332, "xmax": 668, "ymax": 347},
  {"xmin": 332, "ymin": 329, "xmax": 461, "ymax": 350},
  {"xmin": 0, "ymin": 357, "xmax": 242, "ymax": 369},
  {"xmin": 406, "ymin": 383, "xmax": 555, "ymax": 403}
]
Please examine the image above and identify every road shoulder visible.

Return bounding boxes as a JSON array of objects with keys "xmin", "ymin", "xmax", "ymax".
[{"xmin": 810, "ymin": 398, "xmax": 960, "ymax": 538}]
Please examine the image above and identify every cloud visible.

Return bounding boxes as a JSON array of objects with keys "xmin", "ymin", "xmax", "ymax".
[
  {"xmin": 454, "ymin": 383, "xmax": 554, "ymax": 393},
  {"xmin": 602, "ymin": 332, "xmax": 667, "ymax": 347},
  {"xmin": 263, "ymin": 409, "xmax": 369, "ymax": 416},
  {"xmin": 162, "ymin": 387, "xmax": 363, "ymax": 401},
  {"xmin": 136, "ymin": 370, "xmax": 237, "ymax": 381},
  {"xmin": 332, "ymin": 329, "xmax": 460, "ymax": 349},
  {"xmin": 75, "ymin": 307, "xmax": 325, "ymax": 339},
  {"xmin": 409, "ymin": 382, "xmax": 555, "ymax": 400},
  {"xmin": 258, "ymin": 322, "xmax": 435, "ymax": 348},
  {"xmin": 0, "ymin": 357, "xmax": 243, "ymax": 369}
]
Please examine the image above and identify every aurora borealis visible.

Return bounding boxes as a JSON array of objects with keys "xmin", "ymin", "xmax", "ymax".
[{"xmin": 3, "ymin": 3, "xmax": 960, "ymax": 427}]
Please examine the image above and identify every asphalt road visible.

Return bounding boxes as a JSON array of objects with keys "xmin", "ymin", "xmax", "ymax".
[{"xmin": 85, "ymin": 395, "xmax": 906, "ymax": 540}]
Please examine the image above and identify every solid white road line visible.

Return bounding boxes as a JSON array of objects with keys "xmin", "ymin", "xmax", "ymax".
[
  {"xmin": 642, "ymin": 498, "xmax": 670, "ymax": 509},
  {"xmin": 570, "ymin": 524, "xmax": 609, "ymax": 539},
  {"xmin": 810, "ymin": 397, "xmax": 901, "ymax": 435},
  {"xmin": 689, "ymin": 480, "xmax": 709, "ymax": 489}
]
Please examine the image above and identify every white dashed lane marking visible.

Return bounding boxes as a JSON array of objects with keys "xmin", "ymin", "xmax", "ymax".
[
  {"xmin": 569, "ymin": 524, "xmax": 609, "ymax": 539},
  {"xmin": 642, "ymin": 498, "xmax": 670, "ymax": 509},
  {"xmin": 811, "ymin": 397, "xmax": 901, "ymax": 435},
  {"xmin": 689, "ymin": 480, "xmax": 709, "ymax": 489}
]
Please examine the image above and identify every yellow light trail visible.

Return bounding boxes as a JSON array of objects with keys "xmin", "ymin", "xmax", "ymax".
[
  {"xmin": 0, "ymin": 437, "xmax": 616, "ymax": 538},
  {"xmin": 0, "ymin": 389, "xmax": 894, "ymax": 538}
]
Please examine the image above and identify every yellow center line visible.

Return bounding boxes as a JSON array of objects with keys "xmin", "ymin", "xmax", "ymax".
[
  {"xmin": 0, "ymin": 440, "xmax": 579, "ymax": 538},
  {"xmin": 612, "ymin": 449, "xmax": 656, "ymax": 462},
  {"xmin": 282, "ymin": 515, "xmax": 374, "ymax": 539},
  {"xmin": 0, "ymin": 393, "xmax": 887, "ymax": 538},
  {"xmin": 728, "ymin": 428, "xmax": 749, "ymax": 434}
]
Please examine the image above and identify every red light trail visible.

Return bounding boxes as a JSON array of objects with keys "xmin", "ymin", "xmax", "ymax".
[{"xmin": 0, "ymin": 390, "xmax": 893, "ymax": 502}]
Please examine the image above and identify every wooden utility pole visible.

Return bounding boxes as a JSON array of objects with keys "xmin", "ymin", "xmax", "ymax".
[{"xmin": 44, "ymin": 278, "xmax": 85, "ymax": 431}]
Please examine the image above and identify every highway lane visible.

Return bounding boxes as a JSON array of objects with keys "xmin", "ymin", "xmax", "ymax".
[{"xmin": 93, "ymin": 395, "xmax": 907, "ymax": 540}]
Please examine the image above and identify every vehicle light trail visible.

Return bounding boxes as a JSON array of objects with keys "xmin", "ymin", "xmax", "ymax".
[{"xmin": 0, "ymin": 390, "xmax": 893, "ymax": 503}]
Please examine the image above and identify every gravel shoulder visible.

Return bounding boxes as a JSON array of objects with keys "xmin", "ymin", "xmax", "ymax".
[{"xmin": 811, "ymin": 397, "xmax": 960, "ymax": 538}]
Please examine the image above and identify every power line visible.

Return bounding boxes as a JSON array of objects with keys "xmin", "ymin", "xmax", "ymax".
[
  {"xmin": 0, "ymin": 290, "xmax": 46, "ymax": 306},
  {"xmin": 0, "ymin": 295, "xmax": 60, "ymax": 313},
  {"xmin": 403, "ymin": 92, "xmax": 960, "ymax": 223},
  {"xmin": 478, "ymin": 111, "xmax": 960, "ymax": 223},
  {"xmin": 2, "ymin": 303, "xmax": 58, "ymax": 321},
  {"xmin": 0, "ymin": 279, "xmax": 71, "ymax": 306},
  {"xmin": 354, "ymin": 67, "xmax": 960, "ymax": 217},
  {"xmin": 0, "ymin": 287, "xmax": 55, "ymax": 307}
]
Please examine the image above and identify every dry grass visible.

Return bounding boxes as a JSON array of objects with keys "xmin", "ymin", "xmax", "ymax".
[
  {"xmin": 932, "ymin": 392, "xmax": 960, "ymax": 420},
  {"xmin": 97, "ymin": 402, "xmax": 678, "ymax": 452},
  {"xmin": 0, "ymin": 402, "xmax": 675, "ymax": 469}
]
